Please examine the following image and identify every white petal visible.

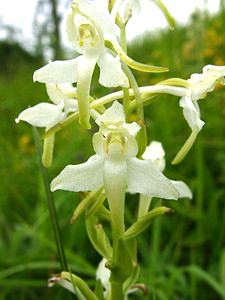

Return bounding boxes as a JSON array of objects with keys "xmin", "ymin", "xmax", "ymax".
[
  {"xmin": 92, "ymin": 132, "xmax": 106, "ymax": 156},
  {"xmin": 74, "ymin": 0, "xmax": 116, "ymax": 42},
  {"xmin": 67, "ymin": 4, "xmax": 103, "ymax": 53},
  {"xmin": 51, "ymin": 155, "xmax": 104, "ymax": 192},
  {"xmin": 98, "ymin": 50, "xmax": 129, "ymax": 88},
  {"xmin": 33, "ymin": 58, "xmax": 80, "ymax": 84},
  {"xmin": 188, "ymin": 73, "xmax": 217, "ymax": 100},
  {"xmin": 203, "ymin": 64, "xmax": 225, "ymax": 77},
  {"xmin": 96, "ymin": 258, "xmax": 110, "ymax": 291},
  {"xmin": 67, "ymin": 5, "xmax": 83, "ymax": 53},
  {"xmin": 170, "ymin": 180, "xmax": 192, "ymax": 199},
  {"xmin": 142, "ymin": 141, "xmax": 165, "ymax": 161},
  {"xmin": 127, "ymin": 158, "xmax": 178, "ymax": 199},
  {"xmin": 46, "ymin": 83, "xmax": 76, "ymax": 105},
  {"xmin": 118, "ymin": 0, "xmax": 141, "ymax": 23},
  {"xmin": 64, "ymin": 99, "xmax": 78, "ymax": 114},
  {"xmin": 46, "ymin": 84, "xmax": 63, "ymax": 105},
  {"xmin": 179, "ymin": 96, "xmax": 205, "ymax": 132},
  {"xmin": 124, "ymin": 135, "xmax": 139, "ymax": 157},
  {"xmin": 110, "ymin": 0, "xmax": 123, "ymax": 21},
  {"xmin": 96, "ymin": 101, "xmax": 125, "ymax": 126},
  {"xmin": 142, "ymin": 141, "xmax": 166, "ymax": 171},
  {"xmin": 123, "ymin": 122, "xmax": 140, "ymax": 136},
  {"xmin": 15, "ymin": 102, "xmax": 64, "ymax": 127}
]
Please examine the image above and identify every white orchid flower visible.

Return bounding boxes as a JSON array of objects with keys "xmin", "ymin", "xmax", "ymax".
[
  {"xmin": 33, "ymin": 0, "xmax": 129, "ymax": 129},
  {"xmin": 16, "ymin": 83, "xmax": 77, "ymax": 129},
  {"xmin": 16, "ymin": 83, "xmax": 78, "ymax": 167},
  {"xmin": 111, "ymin": 0, "xmax": 175, "ymax": 29},
  {"xmin": 173, "ymin": 64, "xmax": 225, "ymax": 164},
  {"xmin": 111, "ymin": 0, "xmax": 141, "ymax": 24},
  {"xmin": 95, "ymin": 100, "xmax": 140, "ymax": 137},
  {"xmin": 51, "ymin": 101, "xmax": 179, "ymax": 200}
]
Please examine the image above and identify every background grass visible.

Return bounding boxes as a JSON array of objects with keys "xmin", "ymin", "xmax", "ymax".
[{"xmin": 0, "ymin": 7, "xmax": 225, "ymax": 300}]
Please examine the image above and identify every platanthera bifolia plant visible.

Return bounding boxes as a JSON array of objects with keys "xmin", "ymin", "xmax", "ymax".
[{"xmin": 16, "ymin": 1, "xmax": 225, "ymax": 299}]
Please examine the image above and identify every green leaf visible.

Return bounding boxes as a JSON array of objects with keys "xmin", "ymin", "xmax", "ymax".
[
  {"xmin": 123, "ymin": 206, "xmax": 172, "ymax": 240},
  {"xmin": 86, "ymin": 215, "xmax": 112, "ymax": 260},
  {"xmin": 183, "ymin": 265, "xmax": 225, "ymax": 298},
  {"xmin": 94, "ymin": 279, "xmax": 105, "ymax": 300}
]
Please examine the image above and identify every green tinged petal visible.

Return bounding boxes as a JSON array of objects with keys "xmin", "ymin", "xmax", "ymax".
[
  {"xmin": 127, "ymin": 157, "xmax": 178, "ymax": 199},
  {"xmin": 170, "ymin": 180, "xmax": 192, "ymax": 198},
  {"xmin": 50, "ymin": 155, "xmax": 104, "ymax": 192},
  {"xmin": 33, "ymin": 58, "xmax": 80, "ymax": 84},
  {"xmin": 98, "ymin": 50, "xmax": 129, "ymax": 88},
  {"xmin": 76, "ymin": 52, "xmax": 100, "ymax": 129},
  {"xmin": 180, "ymin": 96, "xmax": 204, "ymax": 131},
  {"xmin": 46, "ymin": 83, "xmax": 76, "ymax": 105},
  {"xmin": 15, "ymin": 102, "xmax": 64, "ymax": 128}
]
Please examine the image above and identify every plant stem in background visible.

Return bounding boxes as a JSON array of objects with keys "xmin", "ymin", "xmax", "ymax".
[{"xmin": 32, "ymin": 128, "xmax": 69, "ymax": 275}]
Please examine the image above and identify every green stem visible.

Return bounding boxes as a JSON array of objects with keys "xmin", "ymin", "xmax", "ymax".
[
  {"xmin": 110, "ymin": 281, "xmax": 123, "ymax": 300},
  {"xmin": 122, "ymin": 63, "xmax": 144, "ymax": 122},
  {"xmin": 120, "ymin": 24, "xmax": 127, "ymax": 53},
  {"xmin": 120, "ymin": 23, "xmax": 130, "ymax": 121},
  {"xmin": 33, "ymin": 127, "xmax": 68, "ymax": 271}
]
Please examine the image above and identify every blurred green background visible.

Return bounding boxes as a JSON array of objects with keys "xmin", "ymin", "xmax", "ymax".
[{"xmin": 0, "ymin": 1, "xmax": 225, "ymax": 300}]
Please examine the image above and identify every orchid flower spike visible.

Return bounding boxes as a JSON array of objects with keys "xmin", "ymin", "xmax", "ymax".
[
  {"xmin": 33, "ymin": 0, "xmax": 129, "ymax": 129},
  {"xmin": 143, "ymin": 141, "xmax": 192, "ymax": 199},
  {"xmin": 173, "ymin": 64, "xmax": 225, "ymax": 164},
  {"xmin": 51, "ymin": 101, "xmax": 180, "ymax": 201},
  {"xmin": 16, "ymin": 83, "xmax": 78, "ymax": 167}
]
